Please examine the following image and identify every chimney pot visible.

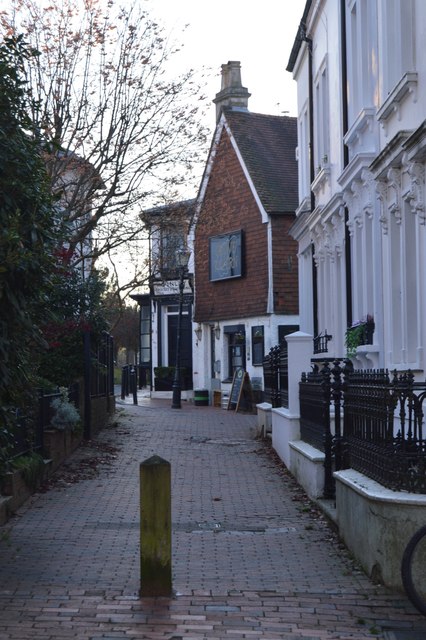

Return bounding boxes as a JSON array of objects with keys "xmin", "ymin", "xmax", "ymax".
[{"xmin": 213, "ymin": 61, "xmax": 251, "ymax": 122}]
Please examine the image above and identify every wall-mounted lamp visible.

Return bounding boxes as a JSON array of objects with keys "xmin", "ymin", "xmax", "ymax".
[
  {"xmin": 194, "ymin": 323, "xmax": 202, "ymax": 341},
  {"xmin": 214, "ymin": 323, "xmax": 221, "ymax": 340}
]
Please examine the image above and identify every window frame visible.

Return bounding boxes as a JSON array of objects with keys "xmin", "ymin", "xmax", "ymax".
[
  {"xmin": 251, "ymin": 326, "xmax": 265, "ymax": 366},
  {"xmin": 209, "ymin": 229, "xmax": 244, "ymax": 282}
]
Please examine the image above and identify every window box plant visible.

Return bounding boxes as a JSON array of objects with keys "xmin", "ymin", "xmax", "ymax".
[{"xmin": 345, "ymin": 315, "xmax": 375, "ymax": 357}]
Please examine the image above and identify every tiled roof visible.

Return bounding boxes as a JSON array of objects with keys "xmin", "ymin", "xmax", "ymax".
[{"xmin": 224, "ymin": 109, "xmax": 298, "ymax": 214}]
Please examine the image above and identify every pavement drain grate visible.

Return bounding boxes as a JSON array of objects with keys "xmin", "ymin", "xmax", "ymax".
[
  {"xmin": 188, "ymin": 436, "xmax": 209, "ymax": 443},
  {"xmin": 188, "ymin": 436, "xmax": 256, "ymax": 448},
  {"xmin": 87, "ymin": 521, "xmax": 298, "ymax": 534},
  {"xmin": 173, "ymin": 521, "xmax": 298, "ymax": 535}
]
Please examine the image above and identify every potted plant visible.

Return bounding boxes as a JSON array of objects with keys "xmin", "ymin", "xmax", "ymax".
[
  {"xmin": 364, "ymin": 314, "xmax": 375, "ymax": 344},
  {"xmin": 50, "ymin": 387, "xmax": 81, "ymax": 432},
  {"xmin": 345, "ymin": 315, "xmax": 375, "ymax": 357}
]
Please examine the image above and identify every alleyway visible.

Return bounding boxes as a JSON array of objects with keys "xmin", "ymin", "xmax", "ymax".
[{"xmin": 0, "ymin": 395, "xmax": 425, "ymax": 639}]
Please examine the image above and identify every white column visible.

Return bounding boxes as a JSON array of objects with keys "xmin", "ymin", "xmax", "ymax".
[{"xmin": 285, "ymin": 331, "xmax": 314, "ymax": 415}]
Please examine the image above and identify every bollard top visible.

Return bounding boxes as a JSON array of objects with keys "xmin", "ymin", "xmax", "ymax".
[{"xmin": 141, "ymin": 454, "xmax": 170, "ymax": 467}]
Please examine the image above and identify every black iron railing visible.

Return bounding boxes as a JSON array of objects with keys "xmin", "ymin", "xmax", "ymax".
[
  {"xmin": 279, "ymin": 344, "xmax": 289, "ymax": 408},
  {"xmin": 262, "ymin": 341, "xmax": 289, "ymax": 408},
  {"xmin": 299, "ymin": 364, "xmax": 335, "ymax": 498},
  {"xmin": 343, "ymin": 368, "xmax": 426, "ymax": 493},
  {"xmin": 8, "ymin": 388, "xmax": 62, "ymax": 460},
  {"xmin": 299, "ymin": 361, "xmax": 426, "ymax": 496},
  {"xmin": 90, "ymin": 331, "xmax": 114, "ymax": 398},
  {"xmin": 313, "ymin": 331, "xmax": 332, "ymax": 354},
  {"xmin": 5, "ymin": 332, "xmax": 114, "ymax": 466},
  {"xmin": 300, "ymin": 367, "xmax": 330, "ymax": 453}
]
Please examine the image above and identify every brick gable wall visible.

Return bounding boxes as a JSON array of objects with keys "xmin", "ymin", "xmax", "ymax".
[
  {"xmin": 194, "ymin": 129, "xmax": 299, "ymax": 322},
  {"xmin": 271, "ymin": 215, "xmax": 299, "ymax": 315},
  {"xmin": 194, "ymin": 131, "xmax": 268, "ymax": 322}
]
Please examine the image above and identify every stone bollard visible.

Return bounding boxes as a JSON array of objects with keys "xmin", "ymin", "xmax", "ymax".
[{"xmin": 139, "ymin": 455, "xmax": 172, "ymax": 596}]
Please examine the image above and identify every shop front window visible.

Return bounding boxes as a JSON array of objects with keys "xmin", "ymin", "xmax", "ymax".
[{"xmin": 228, "ymin": 330, "xmax": 245, "ymax": 379}]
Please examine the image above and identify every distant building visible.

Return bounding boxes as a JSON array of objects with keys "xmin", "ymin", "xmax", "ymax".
[
  {"xmin": 45, "ymin": 148, "xmax": 103, "ymax": 279},
  {"xmin": 132, "ymin": 200, "xmax": 195, "ymax": 396}
]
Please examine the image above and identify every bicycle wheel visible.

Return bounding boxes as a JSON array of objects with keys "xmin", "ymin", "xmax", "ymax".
[{"xmin": 401, "ymin": 525, "xmax": 426, "ymax": 616}]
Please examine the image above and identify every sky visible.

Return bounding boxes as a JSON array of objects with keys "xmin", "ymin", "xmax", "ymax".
[
  {"xmin": 111, "ymin": 0, "xmax": 306, "ymax": 291},
  {"xmin": 144, "ymin": 0, "xmax": 306, "ymax": 134}
]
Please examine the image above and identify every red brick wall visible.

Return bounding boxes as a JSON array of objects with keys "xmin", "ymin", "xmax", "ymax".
[
  {"xmin": 194, "ymin": 131, "xmax": 269, "ymax": 322},
  {"xmin": 194, "ymin": 129, "xmax": 299, "ymax": 322},
  {"xmin": 271, "ymin": 215, "xmax": 299, "ymax": 315}
]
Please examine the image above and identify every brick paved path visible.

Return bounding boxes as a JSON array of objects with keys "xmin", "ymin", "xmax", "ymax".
[{"xmin": 1, "ymin": 395, "xmax": 426, "ymax": 639}]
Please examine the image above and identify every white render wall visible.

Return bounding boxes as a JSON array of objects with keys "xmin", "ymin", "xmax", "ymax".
[
  {"xmin": 290, "ymin": 0, "xmax": 426, "ymax": 374},
  {"xmin": 192, "ymin": 314, "xmax": 299, "ymax": 394}
]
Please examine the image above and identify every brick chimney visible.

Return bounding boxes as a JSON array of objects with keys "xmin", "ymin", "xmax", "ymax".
[{"xmin": 213, "ymin": 61, "xmax": 251, "ymax": 122}]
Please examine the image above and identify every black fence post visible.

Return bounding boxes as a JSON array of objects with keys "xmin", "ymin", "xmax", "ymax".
[
  {"xmin": 331, "ymin": 360, "xmax": 343, "ymax": 472},
  {"xmin": 341, "ymin": 358, "xmax": 354, "ymax": 469},
  {"xmin": 83, "ymin": 330, "xmax": 92, "ymax": 440},
  {"xmin": 130, "ymin": 366, "xmax": 138, "ymax": 405},
  {"xmin": 321, "ymin": 363, "xmax": 334, "ymax": 499},
  {"xmin": 38, "ymin": 390, "xmax": 46, "ymax": 454},
  {"xmin": 121, "ymin": 365, "xmax": 131, "ymax": 399},
  {"xmin": 271, "ymin": 345, "xmax": 280, "ymax": 408}
]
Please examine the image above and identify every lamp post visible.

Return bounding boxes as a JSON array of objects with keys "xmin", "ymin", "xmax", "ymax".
[{"xmin": 171, "ymin": 250, "xmax": 190, "ymax": 409}]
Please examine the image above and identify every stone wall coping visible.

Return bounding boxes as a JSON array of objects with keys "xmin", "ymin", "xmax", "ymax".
[
  {"xmin": 289, "ymin": 439, "xmax": 325, "ymax": 463},
  {"xmin": 335, "ymin": 468, "xmax": 426, "ymax": 506},
  {"xmin": 271, "ymin": 407, "xmax": 300, "ymax": 420},
  {"xmin": 285, "ymin": 331, "xmax": 313, "ymax": 342}
]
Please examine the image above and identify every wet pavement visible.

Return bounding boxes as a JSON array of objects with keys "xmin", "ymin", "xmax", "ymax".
[{"xmin": 0, "ymin": 392, "xmax": 426, "ymax": 639}]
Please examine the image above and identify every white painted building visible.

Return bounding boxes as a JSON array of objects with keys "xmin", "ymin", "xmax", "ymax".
[
  {"xmin": 287, "ymin": 0, "xmax": 426, "ymax": 374},
  {"xmin": 272, "ymin": 0, "xmax": 426, "ymax": 589}
]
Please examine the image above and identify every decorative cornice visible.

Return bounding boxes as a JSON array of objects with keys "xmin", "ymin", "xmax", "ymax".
[
  {"xmin": 387, "ymin": 167, "xmax": 402, "ymax": 224},
  {"xmin": 405, "ymin": 161, "xmax": 425, "ymax": 224},
  {"xmin": 376, "ymin": 180, "xmax": 389, "ymax": 234}
]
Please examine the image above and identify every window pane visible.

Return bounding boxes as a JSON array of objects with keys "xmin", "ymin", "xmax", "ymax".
[
  {"xmin": 209, "ymin": 231, "xmax": 243, "ymax": 281},
  {"xmin": 251, "ymin": 326, "xmax": 264, "ymax": 365},
  {"xmin": 141, "ymin": 334, "xmax": 150, "ymax": 348}
]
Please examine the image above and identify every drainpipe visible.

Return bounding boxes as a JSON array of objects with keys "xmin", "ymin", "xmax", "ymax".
[
  {"xmin": 340, "ymin": 0, "xmax": 352, "ymax": 328},
  {"xmin": 341, "ymin": 0, "xmax": 349, "ymax": 169},
  {"xmin": 301, "ymin": 25, "xmax": 316, "ymax": 213},
  {"xmin": 301, "ymin": 24, "xmax": 317, "ymax": 334}
]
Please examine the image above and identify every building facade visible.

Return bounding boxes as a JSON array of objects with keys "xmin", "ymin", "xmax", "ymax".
[
  {"xmin": 133, "ymin": 200, "xmax": 195, "ymax": 397},
  {"xmin": 288, "ymin": 0, "xmax": 426, "ymax": 374},
  {"xmin": 269, "ymin": 0, "xmax": 426, "ymax": 589},
  {"xmin": 191, "ymin": 62, "xmax": 299, "ymax": 401}
]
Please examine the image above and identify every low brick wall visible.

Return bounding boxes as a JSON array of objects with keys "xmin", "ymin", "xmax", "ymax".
[
  {"xmin": 44, "ymin": 429, "xmax": 83, "ymax": 472},
  {"xmin": 0, "ymin": 394, "xmax": 115, "ymax": 524},
  {"xmin": 91, "ymin": 395, "xmax": 115, "ymax": 436},
  {"xmin": 1, "ymin": 458, "xmax": 51, "ymax": 521}
]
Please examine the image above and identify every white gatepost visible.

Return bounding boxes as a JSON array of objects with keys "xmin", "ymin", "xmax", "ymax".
[{"xmin": 272, "ymin": 331, "xmax": 313, "ymax": 469}]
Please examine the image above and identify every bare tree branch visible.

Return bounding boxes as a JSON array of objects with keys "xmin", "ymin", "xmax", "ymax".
[{"xmin": 1, "ymin": 0, "xmax": 209, "ymax": 296}]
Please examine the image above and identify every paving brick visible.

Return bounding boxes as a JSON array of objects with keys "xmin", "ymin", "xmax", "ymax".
[{"xmin": 0, "ymin": 395, "xmax": 426, "ymax": 638}]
